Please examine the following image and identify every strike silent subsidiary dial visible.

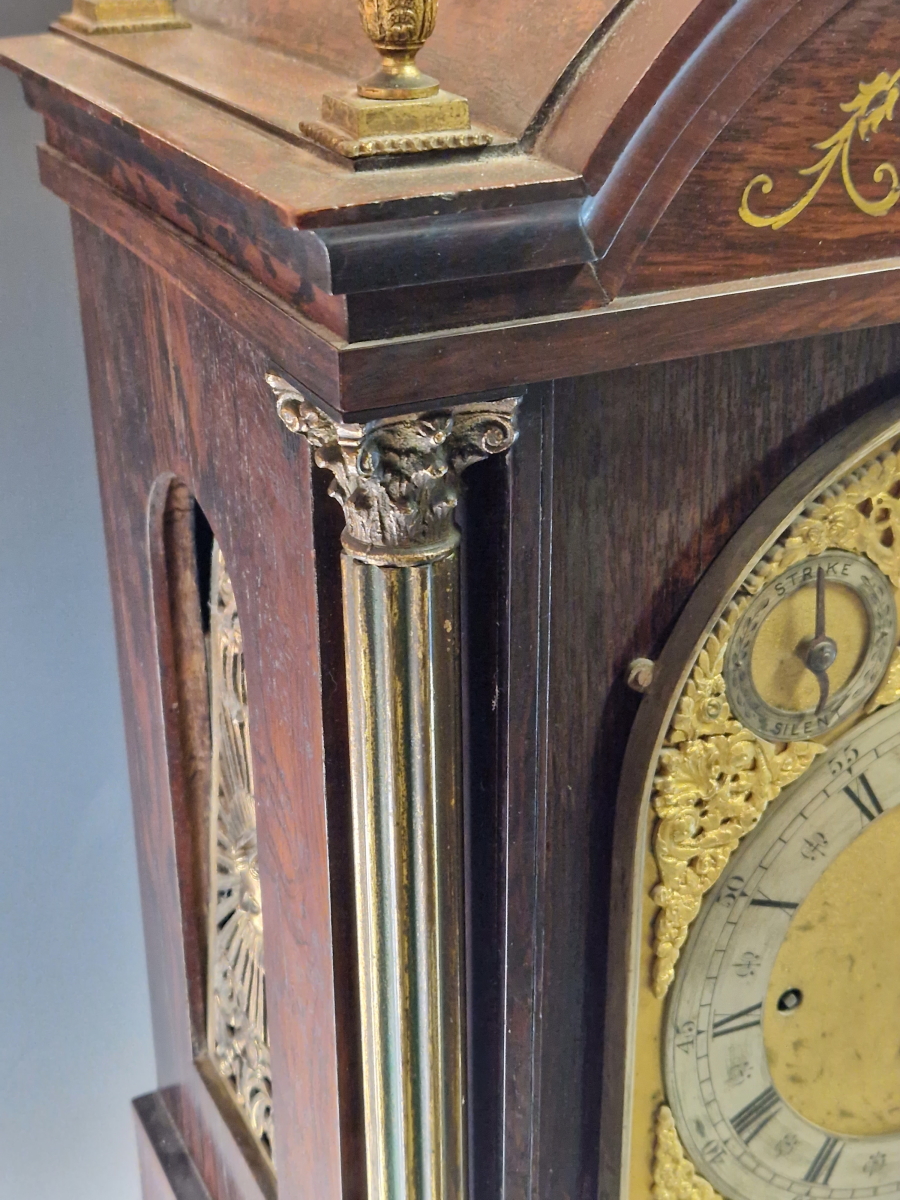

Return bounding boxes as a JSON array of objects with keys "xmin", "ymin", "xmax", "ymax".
[{"xmin": 723, "ymin": 550, "xmax": 896, "ymax": 742}]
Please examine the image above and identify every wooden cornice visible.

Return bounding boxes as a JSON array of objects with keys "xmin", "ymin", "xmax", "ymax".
[{"xmin": 39, "ymin": 143, "xmax": 900, "ymax": 420}]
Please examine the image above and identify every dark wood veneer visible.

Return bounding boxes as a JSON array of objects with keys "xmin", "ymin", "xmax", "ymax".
[
  {"xmin": 7, "ymin": 2, "xmax": 900, "ymax": 1196},
  {"xmin": 72, "ymin": 214, "xmax": 355, "ymax": 1200},
  {"xmin": 627, "ymin": 0, "xmax": 900, "ymax": 294},
  {"xmin": 498, "ymin": 325, "xmax": 900, "ymax": 1200}
]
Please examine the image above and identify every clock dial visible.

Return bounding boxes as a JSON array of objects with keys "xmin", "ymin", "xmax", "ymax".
[
  {"xmin": 724, "ymin": 550, "xmax": 897, "ymax": 742},
  {"xmin": 665, "ymin": 702, "xmax": 900, "ymax": 1200},
  {"xmin": 607, "ymin": 412, "xmax": 900, "ymax": 1200}
]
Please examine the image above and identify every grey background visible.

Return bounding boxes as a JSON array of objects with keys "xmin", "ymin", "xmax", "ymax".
[{"xmin": 0, "ymin": 3, "xmax": 156, "ymax": 1196}]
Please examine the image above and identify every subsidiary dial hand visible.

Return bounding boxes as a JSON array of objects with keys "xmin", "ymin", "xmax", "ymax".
[{"xmin": 805, "ymin": 565, "xmax": 839, "ymax": 714}]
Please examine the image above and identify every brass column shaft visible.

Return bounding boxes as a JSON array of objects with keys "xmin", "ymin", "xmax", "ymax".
[
  {"xmin": 267, "ymin": 376, "xmax": 518, "ymax": 1200},
  {"xmin": 344, "ymin": 552, "xmax": 465, "ymax": 1199}
]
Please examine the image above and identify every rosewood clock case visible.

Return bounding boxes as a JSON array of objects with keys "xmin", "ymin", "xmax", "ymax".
[{"xmin": 4, "ymin": 1, "xmax": 900, "ymax": 1198}]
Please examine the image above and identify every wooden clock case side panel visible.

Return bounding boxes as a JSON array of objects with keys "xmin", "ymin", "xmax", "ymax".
[
  {"xmin": 503, "ymin": 326, "xmax": 900, "ymax": 1200},
  {"xmin": 69, "ymin": 212, "xmax": 359, "ymax": 1200},
  {"xmin": 176, "ymin": 0, "xmax": 623, "ymax": 142}
]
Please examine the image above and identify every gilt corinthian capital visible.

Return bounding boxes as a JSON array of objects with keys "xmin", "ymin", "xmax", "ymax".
[{"xmin": 267, "ymin": 374, "xmax": 519, "ymax": 563}]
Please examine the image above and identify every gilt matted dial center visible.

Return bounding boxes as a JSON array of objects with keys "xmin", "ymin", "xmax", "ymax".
[{"xmin": 765, "ymin": 801, "xmax": 900, "ymax": 1138}]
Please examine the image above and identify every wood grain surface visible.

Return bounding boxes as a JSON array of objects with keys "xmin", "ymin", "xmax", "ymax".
[
  {"xmin": 11, "ymin": 1, "xmax": 900, "ymax": 347},
  {"xmin": 71, "ymin": 214, "xmax": 358, "ymax": 1200},
  {"xmin": 626, "ymin": 0, "xmax": 900, "ymax": 294},
  {"xmin": 581, "ymin": 0, "xmax": 853, "ymax": 299},
  {"xmin": 175, "ymin": 0, "xmax": 622, "ymax": 139},
  {"xmin": 38, "ymin": 144, "xmax": 900, "ymax": 420}
]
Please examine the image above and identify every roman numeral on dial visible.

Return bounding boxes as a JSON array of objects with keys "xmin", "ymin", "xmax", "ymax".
[
  {"xmin": 843, "ymin": 773, "xmax": 883, "ymax": 822},
  {"xmin": 749, "ymin": 896, "xmax": 798, "ymax": 914},
  {"xmin": 731, "ymin": 1085, "xmax": 780, "ymax": 1142},
  {"xmin": 711, "ymin": 1003, "xmax": 762, "ymax": 1038},
  {"xmin": 804, "ymin": 1137, "xmax": 843, "ymax": 1184}
]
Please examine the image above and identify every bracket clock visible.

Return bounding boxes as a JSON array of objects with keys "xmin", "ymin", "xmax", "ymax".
[{"xmin": 4, "ymin": 1, "xmax": 900, "ymax": 1199}]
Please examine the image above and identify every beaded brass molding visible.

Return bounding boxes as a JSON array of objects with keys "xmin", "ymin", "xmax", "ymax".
[
  {"xmin": 653, "ymin": 1106, "xmax": 724, "ymax": 1200},
  {"xmin": 740, "ymin": 69, "xmax": 900, "ymax": 229},
  {"xmin": 651, "ymin": 443, "xmax": 900, "ymax": 998},
  {"xmin": 58, "ymin": 0, "xmax": 188, "ymax": 34},
  {"xmin": 296, "ymin": 119, "xmax": 491, "ymax": 160},
  {"xmin": 207, "ymin": 545, "xmax": 274, "ymax": 1159}
]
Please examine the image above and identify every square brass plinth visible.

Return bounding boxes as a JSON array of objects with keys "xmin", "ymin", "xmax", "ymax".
[
  {"xmin": 300, "ymin": 88, "xmax": 493, "ymax": 160},
  {"xmin": 58, "ymin": 0, "xmax": 189, "ymax": 33},
  {"xmin": 323, "ymin": 89, "xmax": 471, "ymax": 139}
]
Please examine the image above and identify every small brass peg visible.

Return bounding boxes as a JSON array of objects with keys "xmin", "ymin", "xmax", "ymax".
[{"xmin": 627, "ymin": 658, "xmax": 656, "ymax": 694}]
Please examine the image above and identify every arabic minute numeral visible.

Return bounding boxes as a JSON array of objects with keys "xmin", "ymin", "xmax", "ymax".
[
  {"xmin": 674, "ymin": 1020, "xmax": 696, "ymax": 1055},
  {"xmin": 801, "ymin": 832, "xmax": 827, "ymax": 861},
  {"xmin": 734, "ymin": 950, "xmax": 761, "ymax": 978},
  {"xmin": 864, "ymin": 1152, "xmax": 887, "ymax": 1177},
  {"xmin": 830, "ymin": 747, "xmax": 859, "ymax": 778},
  {"xmin": 774, "ymin": 1132, "xmax": 798, "ymax": 1158},
  {"xmin": 719, "ymin": 875, "xmax": 745, "ymax": 908},
  {"xmin": 702, "ymin": 1140, "xmax": 727, "ymax": 1167}
]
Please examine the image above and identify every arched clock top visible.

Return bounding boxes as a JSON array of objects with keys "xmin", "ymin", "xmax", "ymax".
[{"xmin": 622, "ymin": 0, "xmax": 900, "ymax": 297}]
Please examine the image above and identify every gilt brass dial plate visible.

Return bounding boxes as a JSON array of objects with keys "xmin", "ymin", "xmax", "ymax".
[
  {"xmin": 665, "ymin": 702, "xmax": 900, "ymax": 1200},
  {"xmin": 605, "ymin": 402, "xmax": 900, "ymax": 1200},
  {"xmin": 724, "ymin": 550, "xmax": 896, "ymax": 742}
]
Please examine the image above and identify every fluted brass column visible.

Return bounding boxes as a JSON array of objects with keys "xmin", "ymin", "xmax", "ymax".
[{"xmin": 267, "ymin": 376, "xmax": 519, "ymax": 1200}]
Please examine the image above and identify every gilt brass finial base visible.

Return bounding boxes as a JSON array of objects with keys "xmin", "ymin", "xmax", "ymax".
[
  {"xmin": 58, "ymin": 0, "xmax": 189, "ymax": 34},
  {"xmin": 358, "ymin": 49, "xmax": 439, "ymax": 100},
  {"xmin": 300, "ymin": 88, "xmax": 492, "ymax": 160},
  {"xmin": 300, "ymin": 0, "xmax": 490, "ymax": 159}
]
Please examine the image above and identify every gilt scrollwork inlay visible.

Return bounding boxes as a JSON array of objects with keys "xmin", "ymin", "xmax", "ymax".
[
  {"xmin": 653, "ymin": 1106, "xmax": 724, "ymax": 1200},
  {"xmin": 651, "ymin": 444, "xmax": 900, "ymax": 997},
  {"xmin": 267, "ymin": 374, "xmax": 519, "ymax": 561},
  {"xmin": 740, "ymin": 69, "xmax": 900, "ymax": 229},
  {"xmin": 207, "ymin": 544, "xmax": 274, "ymax": 1158}
]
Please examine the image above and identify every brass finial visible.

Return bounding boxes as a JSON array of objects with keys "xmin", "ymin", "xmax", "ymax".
[
  {"xmin": 298, "ymin": 0, "xmax": 492, "ymax": 160},
  {"xmin": 357, "ymin": 0, "xmax": 439, "ymax": 100},
  {"xmin": 57, "ymin": 0, "xmax": 188, "ymax": 34}
]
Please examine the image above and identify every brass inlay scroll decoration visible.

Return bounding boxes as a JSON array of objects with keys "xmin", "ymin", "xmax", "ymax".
[
  {"xmin": 739, "ymin": 70, "xmax": 900, "ymax": 229},
  {"xmin": 651, "ymin": 446, "xmax": 900, "ymax": 997},
  {"xmin": 652, "ymin": 1106, "xmax": 724, "ymax": 1200},
  {"xmin": 207, "ymin": 544, "xmax": 274, "ymax": 1159},
  {"xmin": 58, "ymin": 0, "xmax": 188, "ymax": 34}
]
